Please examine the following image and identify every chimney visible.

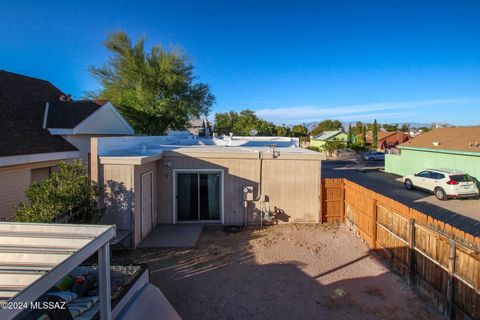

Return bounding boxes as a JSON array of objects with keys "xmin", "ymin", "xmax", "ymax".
[{"xmin": 59, "ymin": 94, "xmax": 72, "ymax": 102}]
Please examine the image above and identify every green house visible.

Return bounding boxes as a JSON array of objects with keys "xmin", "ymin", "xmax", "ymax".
[
  {"xmin": 310, "ymin": 130, "xmax": 348, "ymax": 149},
  {"xmin": 385, "ymin": 126, "xmax": 480, "ymax": 180}
]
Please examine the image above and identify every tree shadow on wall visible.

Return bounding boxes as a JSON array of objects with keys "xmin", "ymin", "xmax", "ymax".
[{"xmin": 102, "ymin": 180, "xmax": 134, "ymax": 231}]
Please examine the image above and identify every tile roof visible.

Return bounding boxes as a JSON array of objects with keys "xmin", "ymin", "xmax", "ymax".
[
  {"xmin": 46, "ymin": 100, "xmax": 107, "ymax": 128},
  {"xmin": 0, "ymin": 70, "xmax": 78, "ymax": 157},
  {"xmin": 400, "ymin": 126, "xmax": 480, "ymax": 153}
]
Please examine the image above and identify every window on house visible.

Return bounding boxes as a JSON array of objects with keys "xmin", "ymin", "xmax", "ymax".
[{"xmin": 31, "ymin": 166, "xmax": 57, "ymax": 183}]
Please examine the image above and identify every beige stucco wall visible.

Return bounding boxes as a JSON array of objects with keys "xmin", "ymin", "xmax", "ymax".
[
  {"xmin": 134, "ymin": 162, "xmax": 157, "ymax": 246},
  {"xmin": 157, "ymin": 154, "xmax": 321, "ymax": 225},
  {"xmin": 97, "ymin": 150, "xmax": 322, "ymax": 247},
  {"xmin": 0, "ymin": 160, "xmax": 70, "ymax": 220},
  {"xmin": 100, "ymin": 161, "xmax": 157, "ymax": 247}
]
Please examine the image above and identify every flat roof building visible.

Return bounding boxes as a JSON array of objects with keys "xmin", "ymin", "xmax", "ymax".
[{"xmin": 90, "ymin": 134, "xmax": 325, "ymax": 247}]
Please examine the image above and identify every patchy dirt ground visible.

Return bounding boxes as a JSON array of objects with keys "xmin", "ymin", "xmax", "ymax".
[{"xmin": 115, "ymin": 224, "xmax": 440, "ymax": 320}]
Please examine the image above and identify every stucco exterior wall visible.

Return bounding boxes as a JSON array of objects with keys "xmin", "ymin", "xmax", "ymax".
[
  {"xmin": 100, "ymin": 162, "xmax": 157, "ymax": 247},
  {"xmin": 96, "ymin": 148, "xmax": 323, "ymax": 247},
  {"xmin": 134, "ymin": 162, "xmax": 157, "ymax": 246},
  {"xmin": 385, "ymin": 148, "xmax": 480, "ymax": 179},
  {"xmin": 157, "ymin": 155, "xmax": 321, "ymax": 225}
]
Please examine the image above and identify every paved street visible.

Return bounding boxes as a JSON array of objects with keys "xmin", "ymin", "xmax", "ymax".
[{"xmin": 322, "ymin": 159, "xmax": 480, "ymax": 236}]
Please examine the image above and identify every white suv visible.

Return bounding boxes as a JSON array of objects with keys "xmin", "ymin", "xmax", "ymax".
[{"xmin": 403, "ymin": 169, "xmax": 479, "ymax": 200}]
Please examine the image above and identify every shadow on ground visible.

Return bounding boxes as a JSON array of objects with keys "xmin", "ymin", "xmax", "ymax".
[
  {"xmin": 113, "ymin": 225, "xmax": 440, "ymax": 320},
  {"xmin": 322, "ymin": 161, "xmax": 480, "ymax": 236}
]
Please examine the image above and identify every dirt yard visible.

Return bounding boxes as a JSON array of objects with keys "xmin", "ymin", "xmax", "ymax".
[{"xmin": 116, "ymin": 224, "xmax": 440, "ymax": 320}]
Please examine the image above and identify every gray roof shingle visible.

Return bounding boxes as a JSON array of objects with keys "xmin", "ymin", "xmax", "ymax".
[
  {"xmin": 46, "ymin": 100, "xmax": 106, "ymax": 129},
  {"xmin": 0, "ymin": 70, "xmax": 78, "ymax": 157}
]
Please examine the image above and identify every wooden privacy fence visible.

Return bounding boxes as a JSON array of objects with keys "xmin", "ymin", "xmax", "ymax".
[{"xmin": 321, "ymin": 178, "xmax": 480, "ymax": 320}]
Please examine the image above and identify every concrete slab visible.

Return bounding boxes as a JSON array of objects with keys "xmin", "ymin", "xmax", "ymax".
[{"xmin": 138, "ymin": 225, "xmax": 203, "ymax": 248}]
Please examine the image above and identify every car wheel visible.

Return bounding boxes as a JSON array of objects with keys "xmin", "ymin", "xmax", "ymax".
[
  {"xmin": 368, "ymin": 157, "xmax": 373, "ymax": 161},
  {"xmin": 435, "ymin": 188, "xmax": 447, "ymax": 201},
  {"xmin": 404, "ymin": 179, "xmax": 414, "ymax": 190}
]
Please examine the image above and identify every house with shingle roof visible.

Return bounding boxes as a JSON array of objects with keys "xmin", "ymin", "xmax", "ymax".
[
  {"xmin": 45, "ymin": 99, "xmax": 134, "ymax": 160},
  {"xmin": 385, "ymin": 126, "xmax": 480, "ymax": 180},
  {"xmin": 310, "ymin": 129, "xmax": 347, "ymax": 149},
  {"xmin": 0, "ymin": 70, "xmax": 134, "ymax": 220}
]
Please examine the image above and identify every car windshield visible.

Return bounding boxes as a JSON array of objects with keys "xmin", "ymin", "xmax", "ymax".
[{"xmin": 449, "ymin": 174, "xmax": 473, "ymax": 182}]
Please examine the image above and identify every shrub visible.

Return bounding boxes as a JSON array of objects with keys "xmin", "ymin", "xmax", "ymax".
[
  {"xmin": 323, "ymin": 139, "xmax": 346, "ymax": 156},
  {"xmin": 307, "ymin": 146, "xmax": 320, "ymax": 152},
  {"xmin": 15, "ymin": 160, "xmax": 98, "ymax": 223},
  {"xmin": 349, "ymin": 143, "xmax": 370, "ymax": 152}
]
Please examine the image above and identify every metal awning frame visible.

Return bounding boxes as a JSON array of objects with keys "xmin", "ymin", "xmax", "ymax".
[{"xmin": 0, "ymin": 222, "xmax": 115, "ymax": 320}]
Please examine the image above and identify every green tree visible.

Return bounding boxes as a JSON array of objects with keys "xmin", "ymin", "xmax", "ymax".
[
  {"xmin": 214, "ymin": 109, "xmax": 276, "ymax": 136},
  {"xmin": 15, "ymin": 161, "xmax": 98, "ymax": 223},
  {"xmin": 354, "ymin": 121, "xmax": 364, "ymax": 134},
  {"xmin": 310, "ymin": 119, "xmax": 342, "ymax": 136},
  {"xmin": 401, "ymin": 123, "xmax": 410, "ymax": 132},
  {"xmin": 275, "ymin": 125, "xmax": 291, "ymax": 137},
  {"xmin": 347, "ymin": 123, "xmax": 353, "ymax": 144},
  {"xmin": 214, "ymin": 111, "xmax": 238, "ymax": 135},
  {"xmin": 291, "ymin": 125, "xmax": 308, "ymax": 138},
  {"xmin": 372, "ymin": 119, "xmax": 378, "ymax": 148},
  {"xmin": 418, "ymin": 126, "xmax": 431, "ymax": 132},
  {"xmin": 323, "ymin": 138, "xmax": 345, "ymax": 156},
  {"xmin": 256, "ymin": 119, "xmax": 277, "ymax": 136},
  {"xmin": 361, "ymin": 124, "xmax": 367, "ymax": 147},
  {"xmin": 383, "ymin": 123, "xmax": 399, "ymax": 132},
  {"xmin": 90, "ymin": 31, "xmax": 215, "ymax": 135}
]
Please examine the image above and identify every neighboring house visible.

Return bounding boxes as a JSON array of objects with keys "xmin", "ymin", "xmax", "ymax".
[
  {"xmin": 185, "ymin": 118, "xmax": 211, "ymax": 137},
  {"xmin": 310, "ymin": 130, "xmax": 347, "ymax": 149},
  {"xmin": 365, "ymin": 131, "xmax": 410, "ymax": 150},
  {"xmin": 45, "ymin": 99, "xmax": 134, "ymax": 161},
  {"xmin": 90, "ymin": 134, "xmax": 324, "ymax": 247},
  {"xmin": 0, "ymin": 70, "xmax": 133, "ymax": 220},
  {"xmin": 385, "ymin": 126, "xmax": 480, "ymax": 179}
]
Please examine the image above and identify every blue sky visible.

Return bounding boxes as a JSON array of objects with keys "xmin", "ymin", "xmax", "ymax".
[{"xmin": 1, "ymin": 0, "xmax": 479, "ymax": 125}]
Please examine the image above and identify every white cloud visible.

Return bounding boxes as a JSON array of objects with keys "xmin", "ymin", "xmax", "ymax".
[{"xmin": 255, "ymin": 98, "xmax": 480, "ymax": 123}]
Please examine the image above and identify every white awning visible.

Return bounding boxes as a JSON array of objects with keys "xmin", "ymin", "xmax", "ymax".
[{"xmin": 0, "ymin": 222, "xmax": 115, "ymax": 320}]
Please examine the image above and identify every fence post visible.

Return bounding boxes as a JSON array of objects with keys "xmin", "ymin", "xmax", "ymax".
[
  {"xmin": 341, "ymin": 180, "xmax": 346, "ymax": 223},
  {"xmin": 371, "ymin": 199, "xmax": 377, "ymax": 249},
  {"xmin": 446, "ymin": 239, "xmax": 456, "ymax": 320},
  {"xmin": 408, "ymin": 218, "xmax": 416, "ymax": 286}
]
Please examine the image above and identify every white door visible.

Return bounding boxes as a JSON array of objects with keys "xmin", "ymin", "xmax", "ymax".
[{"xmin": 141, "ymin": 172, "xmax": 153, "ymax": 239}]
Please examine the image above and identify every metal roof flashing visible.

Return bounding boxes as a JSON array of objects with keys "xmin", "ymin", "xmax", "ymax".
[{"xmin": 95, "ymin": 135, "xmax": 324, "ymax": 165}]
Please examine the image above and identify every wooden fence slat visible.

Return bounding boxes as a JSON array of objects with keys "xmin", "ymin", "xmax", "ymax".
[
  {"xmin": 321, "ymin": 178, "xmax": 480, "ymax": 319},
  {"xmin": 446, "ymin": 239, "xmax": 456, "ymax": 320},
  {"xmin": 372, "ymin": 199, "xmax": 378, "ymax": 249},
  {"xmin": 409, "ymin": 218, "xmax": 416, "ymax": 286}
]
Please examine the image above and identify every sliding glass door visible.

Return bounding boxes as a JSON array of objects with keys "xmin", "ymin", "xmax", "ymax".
[{"xmin": 176, "ymin": 171, "xmax": 221, "ymax": 222}]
